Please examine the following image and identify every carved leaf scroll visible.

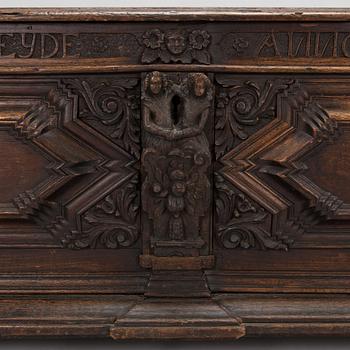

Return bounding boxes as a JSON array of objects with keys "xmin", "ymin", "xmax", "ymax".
[
  {"xmin": 63, "ymin": 175, "xmax": 140, "ymax": 249},
  {"xmin": 215, "ymin": 79, "xmax": 292, "ymax": 159},
  {"xmin": 215, "ymin": 173, "xmax": 290, "ymax": 250},
  {"xmin": 65, "ymin": 78, "xmax": 141, "ymax": 159}
]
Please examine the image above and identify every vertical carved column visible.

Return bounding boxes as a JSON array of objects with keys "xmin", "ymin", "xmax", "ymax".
[{"xmin": 139, "ymin": 71, "xmax": 215, "ymax": 271}]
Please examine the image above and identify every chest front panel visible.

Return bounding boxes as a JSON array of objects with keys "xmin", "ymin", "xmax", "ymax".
[{"xmin": 1, "ymin": 12, "xmax": 350, "ymax": 339}]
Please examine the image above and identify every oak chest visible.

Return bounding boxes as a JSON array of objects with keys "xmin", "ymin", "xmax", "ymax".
[{"xmin": 0, "ymin": 7, "xmax": 350, "ymax": 339}]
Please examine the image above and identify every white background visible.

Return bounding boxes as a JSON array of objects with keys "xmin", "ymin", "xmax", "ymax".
[
  {"xmin": 0, "ymin": 1, "xmax": 349, "ymax": 349},
  {"xmin": 0, "ymin": 338, "xmax": 349, "ymax": 348},
  {"xmin": 0, "ymin": 0, "xmax": 348, "ymax": 6}
]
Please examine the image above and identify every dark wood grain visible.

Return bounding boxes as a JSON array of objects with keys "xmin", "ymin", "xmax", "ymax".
[
  {"xmin": 0, "ymin": 7, "xmax": 349, "ymax": 340},
  {"xmin": 0, "ymin": 8, "xmax": 349, "ymax": 22}
]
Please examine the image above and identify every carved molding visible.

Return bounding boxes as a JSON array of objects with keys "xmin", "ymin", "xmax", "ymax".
[
  {"xmin": 10, "ymin": 83, "xmax": 78, "ymax": 218},
  {"xmin": 215, "ymin": 77, "xmax": 340, "ymax": 250},
  {"xmin": 0, "ymin": 78, "xmax": 140, "ymax": 249},
  {"xmin": 258, "ymin": 82, "xmax": 341, "ymax": 221},
  {"xmin": 0, "ymin": 28, "xmax": 350, "ymax": 64}
]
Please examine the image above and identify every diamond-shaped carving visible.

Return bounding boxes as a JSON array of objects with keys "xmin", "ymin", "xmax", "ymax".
[
  {"xmin": 305, "ymin": 127, "xmax": 350, "ymax": 204},
  {"xmin": 215, "ymin": 77, "xmax": 339, "ymax": 250},
  {"xmin": 0, "ymin": 77, "xmax": 140, "ymax": 249}
]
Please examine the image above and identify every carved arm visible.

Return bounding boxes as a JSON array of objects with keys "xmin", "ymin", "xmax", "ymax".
[{"xmin": 142, "ymin": 104, "xmax": 178, "ymax": 141}]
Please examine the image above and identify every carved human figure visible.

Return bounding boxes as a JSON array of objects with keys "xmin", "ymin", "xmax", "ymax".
[
  {"xmin": 174, "ymin": 72, "xmax": 213, "ymax": 148},
  {"xmin": 142, "ymin": 72, "xmax": 212, "ymax": 249},
  {"xmin": 142, "ymin": 71, "xmax": 173, "ymax": 139},
  {"xmin": 142, "ymin": 71, "xmax": 212, "ymax": 145}
]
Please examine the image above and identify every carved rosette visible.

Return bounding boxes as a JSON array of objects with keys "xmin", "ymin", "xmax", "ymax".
[
  {"xmin": 141, "ymin": 29, "xmax": 211, "ymax": 64},
  {"xmin": 232, "ymin": 37, "xmax": 249, "ymax": 53}
]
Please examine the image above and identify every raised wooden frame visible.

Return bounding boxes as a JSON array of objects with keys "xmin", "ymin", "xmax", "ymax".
[{"xmin": 0, "ymin": 8, "xmax": 350, "ymax": 340}]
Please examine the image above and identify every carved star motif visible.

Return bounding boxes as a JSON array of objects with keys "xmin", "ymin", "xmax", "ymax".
[{"xmin": 215, "ymin": 79, "xmax": 339, "ymax": 249}]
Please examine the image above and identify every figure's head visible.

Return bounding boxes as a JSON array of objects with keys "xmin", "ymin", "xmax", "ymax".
[
  {"xmin": 188, "ymin": 73, "xmax": 211, "ymax": 98},
  {"xmin": 166, "ymin": 31, "xmax": 187, "ymax": 55},
  {"xmin": 145, "ymin": 71, "xmax": 164, "ymax": 95},
  {"xmin": 150, "ymin": 71, "xmax": 163, "ymax": 94}
]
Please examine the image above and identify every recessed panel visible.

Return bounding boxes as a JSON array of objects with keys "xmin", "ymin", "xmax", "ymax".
[
  {"xmin": 305, "ymin": 127, "xmax": 350, "ymax": 204},
  {"xmin": 0, "ymin": 129, "xmax": 50, "ymax": 203}
]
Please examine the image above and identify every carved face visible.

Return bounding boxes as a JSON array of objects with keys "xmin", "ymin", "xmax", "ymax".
[
  {"xmin": 149, "ymin": 74, "xmax": 162, "ymax": 95},
  {"xmin": 171, "ymin": 181, "xmax": 186, "ymax": 197},
  {"xmin": 194, "ymin": 75, "xmax": 206, "ymax": 97},
  {"xmin": 166, "ymin": 32, "xmax": 186, "ymax": 55}
]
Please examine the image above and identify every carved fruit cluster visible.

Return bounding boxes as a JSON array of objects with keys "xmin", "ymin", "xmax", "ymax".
[{"xmin": 142, "ymin": 147, "xmax": 210, "ymax": 243}]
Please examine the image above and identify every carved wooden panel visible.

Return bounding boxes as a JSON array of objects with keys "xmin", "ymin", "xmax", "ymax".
[
  {"xmin": 139, "ymin": 71, "xmax": 214, "ymax": 269},
  {"xmin": 1, "ymin": 8, "xmax": 350, "ymax": 340},
  {"xmin": 0, "ymin": 76, "xmax": 141, "ymax": 249},
  {"xmin": 1, "ymin": 76, "xmax": 350, "ymax": 251},
  {"xmin": 213, "ymin": 75, "xmax": 350, "ymax": 251},
  {"xmin": 206, "ymin": 76, "xmax": 350, "ymax": 300}
]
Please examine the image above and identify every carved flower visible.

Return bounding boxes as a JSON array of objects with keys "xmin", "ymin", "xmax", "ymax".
[
  {"xmin": 143, "ymin": 29, "xmax": 164, "ymax": 49},
  {"xmin": 232, "ymin": 37, "xmax": 249, "ymax": 53},
  {"xmin": 189, "ymin": 30, "xmax": 210, "ymax": 50}
]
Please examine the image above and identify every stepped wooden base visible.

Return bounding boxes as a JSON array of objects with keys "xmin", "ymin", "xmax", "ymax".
[
  {"xmin": 1, "ymin": 294, "xmax": 350, "ymax": 339},
  {"xmin": 110, "ymin": 298, "xmax": 244, "ymax": 340}
]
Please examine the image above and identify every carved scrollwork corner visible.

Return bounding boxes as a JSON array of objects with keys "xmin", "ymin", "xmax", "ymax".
[
  {"xmin": 64, "ymin": 78, "xmax": 141, "ymax": 159},
  {"xmin": 214, "ymin": 78, "xmax": 293, "ymax": 159},
  {"xmin": 62, "ymin": 175, "xmax": 140, "ymax": 249},
  {"xmin": 214, "ymin": 173, "xmax": 292, "ymax": 251},
  {"xmin": 15, "ymin": 173, "xmax": 141, "ymax": 250}
]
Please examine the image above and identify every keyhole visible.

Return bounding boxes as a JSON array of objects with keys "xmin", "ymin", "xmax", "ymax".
[{"xmin": 171, "ymin": 95, "xmax": 181, "ymax": 126}]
